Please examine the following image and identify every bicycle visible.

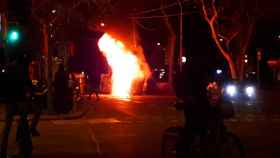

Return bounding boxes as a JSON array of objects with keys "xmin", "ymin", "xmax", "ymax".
[{"xmin": 161, "ymin": 103, "xmax": 245, "ymax": 158}]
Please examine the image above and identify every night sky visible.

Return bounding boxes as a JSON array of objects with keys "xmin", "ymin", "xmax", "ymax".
[
  {"xmin": 102, "ymin": 0, "xmax": 280, "ymax": 56},
  {"xmin": 18, "ymin": 0, "xmax": 280, "ymax": 82},
  {"xmin": 28, "ymin": 0, "xmax": 280, "ymax": 61}
]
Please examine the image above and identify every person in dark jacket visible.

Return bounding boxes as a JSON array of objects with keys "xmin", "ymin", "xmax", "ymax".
[
  {"xmin": 53, "ymin": 64, "xmax": 69, "ymax": 113},
  {"xmin": 87, "ymin": 71, "xmax": 101, "ymax": 101},
  {"xmin": 30, "ymin": 81, "xmax": 48, "ymax": 136},
  {"xmin": 174, "ymin": 56, "xmax": 214, "ymax": 157},
  {"xmin": 0, "ymin": 53, "xmax": 34, "ymax": 158}
]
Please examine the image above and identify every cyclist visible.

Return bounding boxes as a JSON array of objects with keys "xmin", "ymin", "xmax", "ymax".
[{"xmin": 173, "ymin": 56, "xmax": 216, "ymax": 157}]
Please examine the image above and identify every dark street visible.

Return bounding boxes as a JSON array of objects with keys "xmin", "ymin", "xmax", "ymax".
[
  {"xmin": 1, "ymin": 0, "xmax": 280, "ymax": 158},
  {"xmin": 1, "ymin": 95, "xmax": 280, "ymax": 158}
]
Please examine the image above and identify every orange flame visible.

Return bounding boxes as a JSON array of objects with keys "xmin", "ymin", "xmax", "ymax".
[{"xmin": 98, "ymin": 33, "xmax": 145, "ymax": 98}]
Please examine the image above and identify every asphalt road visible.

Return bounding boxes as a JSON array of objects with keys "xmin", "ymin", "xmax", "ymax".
[{"xmin": 1, "ymin": 95, "xmax": 280, "ymax": 158}]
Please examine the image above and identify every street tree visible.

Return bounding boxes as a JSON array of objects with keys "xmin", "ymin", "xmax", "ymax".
[
  {"xmin": 30, "ymin": 0, "xmax": 117, "ymax": 111},
  {"xmin": 161, "ymin": 0, "xmax": 176, "ymax": 85},
  {"xmin": 197, "ymin": 0, "xmax": 257, "ymax": 80}
]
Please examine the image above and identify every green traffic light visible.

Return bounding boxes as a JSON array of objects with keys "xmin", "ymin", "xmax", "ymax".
[
  {"xmin": 7, "ymin": 30, "xmax": 20, "ymax": 43},
  {"xmin": 10, "ymin": 31, "xmax": 19, "ymax": 40}
]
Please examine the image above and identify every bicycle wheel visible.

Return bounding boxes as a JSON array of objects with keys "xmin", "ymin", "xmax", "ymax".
[
  {"xmin": 161, "ymin": 126, "xmax": 183, "ymax": 158},
  {"xmin": 220, "ymin": 132, "xmax": 245, "ymax": 158}
]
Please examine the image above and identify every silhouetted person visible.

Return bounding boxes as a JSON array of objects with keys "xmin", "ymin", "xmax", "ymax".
[
  {"xmin": 174, "ymin": 56, "xmax": 214, "ymax": 157},
  {"xmin": 53, "ymin": 64, "xmax": 69, "ymax": 113},
  {"xmin": 30, "ymin": 81, "xmax": 48, "ymax": 136},
  {"xmin": 66, "ymin": 73, "xmax": 75, "ymax": 111},
  {"xmin": 0, "ymin": 53, "xmax": 33, "ymax": 158},
  {"xmin": 87, "ymin": 71, "xmax": 101, "ymax": 101}
]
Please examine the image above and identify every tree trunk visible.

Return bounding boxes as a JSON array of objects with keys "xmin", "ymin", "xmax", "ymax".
[
  {"xmin": 161, "ymin": 0, "xmax": 176, "ymax": 87},
  {"xmin": 167, "ymin": 35, "xmax": 176, "ymax": 84},
  {"xmin": 238, "ymin": 20, "xmax": 255, "ymax": 80},
  {"xmin": 200, "ymin": 0, "xmax": 238, "ymax": 79},
  {"xmin": 200, "ymin": 0, "xmax": 256, "ymax": 81},
  {"xmin": 42, "ymin": 24, "xmax": 53, "ymax": 112},
  {"xmin": 131, "ymin": 18, "xmax": 151, "ymax": 94},
  {"xmin": 236, "ymin": 54, "xmax": 244, "ymax": 80},
  {"xmin": 209, "ymin": 24, "xmax": 238, "ymax": 79},
  {"xmin": 228, "ymin": 57, "xmax": 238, "ymax": 80}
]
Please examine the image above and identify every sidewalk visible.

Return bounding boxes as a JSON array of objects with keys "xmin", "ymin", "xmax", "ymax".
[
  {"xmin": 258, "ymin": 88, "xmax": 280, "ymax": 114},
  {"xmin": 4, "ymin": 118, "xmax": 99, "ymax": 158},
  {"xmin": 0, "ymin": 99, "xmax": 89, "ymax": 121}
]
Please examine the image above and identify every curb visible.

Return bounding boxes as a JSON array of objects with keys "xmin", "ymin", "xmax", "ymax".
[
  {"xmin": 40, "ymin": 105, "xmax": 89, "ymax": 121},
  {"xmin": 0, "ymin": 103, "xmax": 90, "ymax": 121}
]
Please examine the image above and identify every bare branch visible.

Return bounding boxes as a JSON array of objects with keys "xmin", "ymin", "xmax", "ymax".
[
  {"xmin": 161, "ymin": 0, "xmax": 175, "ymax": 36},
  {"xmin": 201, "ymin": 0, "xmax": 226, "ymax": 57},
  {"xmin": 200, "ymin": 0, "xmax": 218, "ymax": 24},
  {"xmin": 228, "ymin": 31, "xmax": 239, "ymax": 42},
  {"xmin": 218, "ymin": 30, "xmax": 239, "ymax": 42},
  {"xmin": 225, "ymin": 31, "xmax": 238, "ymax": 50},
  {"xmin": 200, "ymin": 0, "xmax": 237, "ymax": 78},
  {"xmin": 200, "ymin": 0, "xmax": 211, "ymax": 23},
  {"xmin": 210, "ymin": 0, "xmax": 218, "ymax": 23}
]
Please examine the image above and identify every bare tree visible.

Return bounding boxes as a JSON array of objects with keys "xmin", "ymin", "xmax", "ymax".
[
  {"xmin": 198, "ymin": 0, "xmax": 256, "ymax": 80},
  {"xmin": 30, "ymin": 0, "xmax": 117, "ymax": 111}
]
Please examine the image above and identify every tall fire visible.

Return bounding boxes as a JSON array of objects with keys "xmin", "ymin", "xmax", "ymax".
[{"xmin": 98, "ymin": 33, "xmax": 146, "ymax": 98}]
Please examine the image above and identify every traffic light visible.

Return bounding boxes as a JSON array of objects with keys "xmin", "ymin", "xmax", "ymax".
[
  {"xmin": 5, "ymin": 22, "xmax": 24, "ymax": 46},
  {"xmin": 7, "ymin": 29, "xmax": 20, "ymax": 43},
  {"xmin": 5, "ymin": 24, "xmax": 25, "ymax": 58}
]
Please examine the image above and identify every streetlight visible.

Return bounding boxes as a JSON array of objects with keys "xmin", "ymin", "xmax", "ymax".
[
  {"xmin": 182, "ymin": 56, "xmax": 187, "ymax": 63},
  {"xmin": 216, "ymin": 69, "xmax": 223, "ymax": 75},
  {"xmin": 100, "ymin": 22, "xmax": 105, "ymax": 27}
]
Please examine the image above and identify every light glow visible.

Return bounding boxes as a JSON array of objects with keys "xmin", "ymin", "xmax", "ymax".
[
  {"xmin": 216, "ymin": 69, "xmax": 222, "ymax": 75},
  {"xmin": 245, "ymin": 86, "xmax": 255, "ymax": 97},
  {"xmin": 226, "ymin": 85, "xmax": 237, "ymax": 97},
  {"xmin": 182, "ymin": 56, "xmax": 187, "ymax": 63},
  {"xmin": 8, "ymin": 30, "xmax": 19, "ymax": 42}
]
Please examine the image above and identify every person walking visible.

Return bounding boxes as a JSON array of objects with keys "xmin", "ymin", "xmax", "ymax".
[
  {"xmin": 87, "ymin": 71, "xmax": 101, "ymax": 101},
  {"xmin": 173, "ymin": 56, "xmax": 216, "ymax": 158},
  {"xmin": 53, "ymin": 64, "xmax": 69, "ymax": 113}
]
